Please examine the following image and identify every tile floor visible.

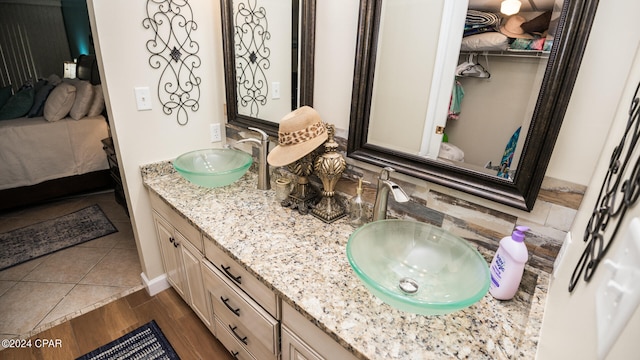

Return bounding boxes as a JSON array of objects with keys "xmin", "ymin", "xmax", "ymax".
[{"xmin": 0, "ymin": 191, "xmax": 143, "ymax": 342}]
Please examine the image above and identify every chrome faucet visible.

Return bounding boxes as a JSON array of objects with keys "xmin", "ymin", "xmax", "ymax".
[
  {"xmin": 372, "ymin": 167, "xmax": 409, "ymax": 221},
  {"xmin": 235, "ymin": 127, "xmax": 270, "ymax": 190}
]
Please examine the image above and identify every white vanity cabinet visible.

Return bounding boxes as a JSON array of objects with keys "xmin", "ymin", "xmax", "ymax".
[
  {"xmin": 147, "ymin": 190, "xmax": 359, "ymax": 360},
  {"xmin": 149, "ymin": 192, "xmax": 212, "ymax": 330},
  {"xmin": 282, "ymin": 302, "xmax": 359, "ymax": 360},
  {"xmin": 202, "ymin": 235, "xmax": 280, "ymax": 360}
]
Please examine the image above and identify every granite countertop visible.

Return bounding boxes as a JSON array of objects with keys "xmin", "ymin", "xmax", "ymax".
[{"xmin": 141, "ymin": 162, "xmax": 549, "ymax": 360}]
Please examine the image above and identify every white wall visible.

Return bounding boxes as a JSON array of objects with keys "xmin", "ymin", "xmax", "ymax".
[
  {"xmin": 88, "ymin": 0, "xmax": 226, "ymax": 281},
  {"xmin": 367, "ymin": 0, "xmax": 443, "ymax": 154},
  {"xmin": 538, "ymin": 0, "xmax": 640, "ymax": 357},
  {"xmin": 312, "ymin": 0, "xmax": 360, "ymax": 133},
  {"xmin": 545, "ymin": 1, "xmax": 639, "ymax": 186}
]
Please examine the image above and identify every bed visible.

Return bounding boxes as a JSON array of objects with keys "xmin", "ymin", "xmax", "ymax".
[{"xmin": 0, "ymin": 55, "xmax": 111, "ymax": 212}]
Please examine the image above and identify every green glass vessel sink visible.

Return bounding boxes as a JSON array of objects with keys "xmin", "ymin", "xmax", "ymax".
[
  {"xmin": 347, "ymin": 219, "xmax": 490, "ymax": 315},
  {"xmin": 173, "ymin": 148, "xmax": 252, "ymax": 188}
]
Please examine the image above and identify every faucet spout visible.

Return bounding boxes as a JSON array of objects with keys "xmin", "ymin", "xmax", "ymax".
[
  {"xmin": 386, "ymin": 180, "xmax": 410, "ymax": 202},
  {"xmin": 373, "ymin": 167, "xmax": 409, "ymax": 221},
  {"xmin": 234, "ymin": 127, "xmax": 270, "ymax": 190}
]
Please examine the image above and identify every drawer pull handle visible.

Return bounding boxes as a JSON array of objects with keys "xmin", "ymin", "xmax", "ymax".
[
  {"xmin": 229, "ymin": 325, "xmax": 248, "ymax": 345},
  {"xmin": 231, "ymin": 351, "xmax": 239, "ymax": 358},
  {"xmin": 221, "ymin": 265, "xmax": 242, "ymax": 284},
  {"xmin": 221, "ymin": 296, "xmax": 240, "ymax": 316},
  {"xmin": 169, "ymin": 237, "xmax": 179, "ymax": 247}
]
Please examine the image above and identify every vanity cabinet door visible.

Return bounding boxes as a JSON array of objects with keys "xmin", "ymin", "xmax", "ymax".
[
  {"xmin": 180, "ymin": 236, "xmax": 212, "ymax": 330},
  {"xmin": 282, "ymin": 302, "xmax": 358, "ymax": 360},
  {"xmin": 281, "ymin": 326, "xmax": 323, "ymax": 360},
  {"xmin": 153, "ymin": 212, "xmax": 188, "ymax": 301},
  {"xmin": 152, "ymin": 205, "xmax": 212, "ymax": 332}
]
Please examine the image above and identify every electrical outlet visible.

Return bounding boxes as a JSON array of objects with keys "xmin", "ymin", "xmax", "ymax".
[
  {"xmin": 596, "ymin": 217, "xmax": 640, "ymax": 359},
  {"xmin": 210, "ymin": 123, "xmax": 222, "ymax": 142}
]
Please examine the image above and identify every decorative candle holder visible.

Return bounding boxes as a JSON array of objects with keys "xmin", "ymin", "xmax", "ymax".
[
  {"xmin": 312, "ymin": 124, "xmax": 346, "ymax": 223},
  {"xmin": 283, "ymin": 153, "xmax": 318, "ymax": 214}
]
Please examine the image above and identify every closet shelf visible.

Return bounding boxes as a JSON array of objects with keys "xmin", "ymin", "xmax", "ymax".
[{"xmin": 460, "ymin": 49, "xmax": 550, "ymax": 59}]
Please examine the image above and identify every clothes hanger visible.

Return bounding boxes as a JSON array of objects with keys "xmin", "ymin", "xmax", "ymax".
[{"xmin": 456, "ymin": 53, "xmax": 491, "ymax": 78}]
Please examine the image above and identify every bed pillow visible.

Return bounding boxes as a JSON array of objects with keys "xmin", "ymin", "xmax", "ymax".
[
  {"xmin": 69, "ymin": 80, "xmax": 95, "ymax": 120},
  {"xmin": 27, "ymin": 82, "xmax": 55, "ymax": 118},
  {"xmin": 0, "ymin": 85, "xmax": 13, "ymax": 109},
  {"xmin": 48, "ymin": 74, "xmax": 62, "ymax": 86},
  {"xmin": 0, "ymin": 87, "xmax": 34, "ymax": 120},
  {"xmin": 44, "ymin": 82, "xmax": 76, "ymax": 122},
  {"xmin": 87, "ymin": 85, "xmax": 105, "ymax": 117},
  {"xmin": 460, "ymin": 32, "xmax": 509, "ymax": 51}
]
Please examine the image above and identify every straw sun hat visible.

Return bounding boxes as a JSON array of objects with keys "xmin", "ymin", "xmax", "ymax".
[{"xmin": 267, "ymin": 106, "xmax": 328, "ymax": 167}]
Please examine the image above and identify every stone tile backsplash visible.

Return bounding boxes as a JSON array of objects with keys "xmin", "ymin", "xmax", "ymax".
[{"xmin": 226, "ymin": 125, "xmax": 585, "ymax": 273}]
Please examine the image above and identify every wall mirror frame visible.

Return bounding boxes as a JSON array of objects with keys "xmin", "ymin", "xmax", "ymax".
[
  {"xmin": 220, "ymin": 0, "xmax": 316, "ymax": 137},
  {"xmin": 348, "ymin": 0, "xmax": 599, "ymax": 211}
]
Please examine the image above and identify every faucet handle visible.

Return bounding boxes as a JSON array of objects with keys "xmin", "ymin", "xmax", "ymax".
[
  {"xmin": 380, "ymin": 166, "xmax": 395, "ymax": 180},
  {"xmin": 248, "ymin": 127, "xmax": 268, "ymax": 141}
]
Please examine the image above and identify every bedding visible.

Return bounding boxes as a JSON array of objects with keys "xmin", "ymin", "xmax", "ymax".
[
  {"xmin": 0, "ymin": 54, "xmax": 111, "ymax": 211},
  {"xmin": 0, "ymin": 115, "xmax": 109, "ymax": 190}
]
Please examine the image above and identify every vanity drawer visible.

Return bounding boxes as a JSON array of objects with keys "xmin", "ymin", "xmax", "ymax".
[
  {"xmin": 202, "ymin": 261, "xmax": 279, "ymax": 360},
  {"xmin": 149, "ymin": 192, "xmax": 203, "ymax": 251},
  {"xmin": 214, "ymin": 318, "xmax": 257, "ymax": 360},
  {"xmin": 203, "ymin": 236, "xmax": 278, "ymax": 317}
]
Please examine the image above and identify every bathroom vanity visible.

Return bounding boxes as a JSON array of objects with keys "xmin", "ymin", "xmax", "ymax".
[{"xmin": 142, "ymin": 162, "xmax": 548, "ymax": 359}]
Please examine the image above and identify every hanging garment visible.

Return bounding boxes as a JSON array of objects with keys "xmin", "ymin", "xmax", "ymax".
[
  {"xmin": 448, "ymin": 79, "xmax": 464, "ymax": 121},
  {"xmin": 497, "ymin": 126, "xmax": 521, "ymax": 178}
]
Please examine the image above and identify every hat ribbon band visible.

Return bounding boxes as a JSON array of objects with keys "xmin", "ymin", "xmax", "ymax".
[{"xmin": 278, "ymin": 122, "xmax": 326, "ymax": 146}]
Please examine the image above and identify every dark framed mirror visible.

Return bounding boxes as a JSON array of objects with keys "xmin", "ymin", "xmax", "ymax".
[
  {"xmin": 221, "ymin": 0, "xmax": 316, "ymax": 137},
  {"xmin": 348, "ymin": 0, "xmax": 599, "ymax": 210}
]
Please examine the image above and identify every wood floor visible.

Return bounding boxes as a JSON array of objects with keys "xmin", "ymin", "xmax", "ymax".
[{"xmin": 0, "ymin": 288, "xmax": 234, "ymax": 360}]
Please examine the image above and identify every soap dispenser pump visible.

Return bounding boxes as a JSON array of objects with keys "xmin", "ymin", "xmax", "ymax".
[
  {"xmin": 348, "ymin": 177, "xmax": 367, "ymax": 227},
  {"xmin": 489, "ymin": 225, "xmax": 530, "ymax": 300}
]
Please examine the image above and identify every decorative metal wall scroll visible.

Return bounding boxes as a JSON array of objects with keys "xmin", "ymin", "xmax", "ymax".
[
  {"xmin": 143, "ymin": 0, "xmax": 201, "ymax": 125},
  {"xmin": 234, "ymin": 0, "xmax": 271, "ymax": 117},
  {"xmin": 569, "ymin": 81, "xmax": 640, "ymax": 292}
]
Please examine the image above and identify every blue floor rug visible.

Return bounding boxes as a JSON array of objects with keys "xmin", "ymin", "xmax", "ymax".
[
  {"xmin": 76, "ymin": 320, "xmax": 180, "ymax": 360},
  {"xmin": 0, "ymin": 204, "xmax": 118, "ymax": 271}
]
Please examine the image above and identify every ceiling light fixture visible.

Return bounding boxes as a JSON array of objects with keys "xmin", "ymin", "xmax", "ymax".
[{"xmin": 501, "ymin": 0, "xmax": 522, "ymax": 15}]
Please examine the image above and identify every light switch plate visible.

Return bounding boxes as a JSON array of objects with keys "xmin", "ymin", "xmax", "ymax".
[
  {"xmin": 272, "ymin": 82, "xmax": 280, "ymax": 99},
  {"xmin": 595, "ymin": 217, "xmax": 640, "ymax": 359},
  {"xmin": 134, "ymin": 87, "xmax": 152, "ymax": 111}
]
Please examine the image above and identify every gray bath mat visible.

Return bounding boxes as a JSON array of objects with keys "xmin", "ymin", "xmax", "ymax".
[{"xmin": 0, "ymin": 204, "xmax": 118, "ymax": 271}]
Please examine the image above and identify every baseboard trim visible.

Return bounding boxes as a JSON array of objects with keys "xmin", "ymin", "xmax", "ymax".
[{"xmin": 141, "ymin": 272, "xmax": 171, "ymax": 296}]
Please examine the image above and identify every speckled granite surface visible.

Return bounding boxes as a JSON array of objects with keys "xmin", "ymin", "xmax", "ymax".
[{"xmin": 141, "ymin": 161, "xmax": 548, "ymax": 360}]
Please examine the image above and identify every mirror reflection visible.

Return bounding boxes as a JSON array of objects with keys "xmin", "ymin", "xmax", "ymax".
[
  {"xmin": 349, "ymin": 0, "xmax": 596, "ymax": 210},
  {"xmin": 222, "ymin": 0, "xmax": 315, "ymax": 134},
  {"xmin": 233, "ymin": 0, "xmax": 297, "ymax": 120},
  {"xmin": 366, "ymin": 0, "xmax": 562, "ymax": 181}
]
